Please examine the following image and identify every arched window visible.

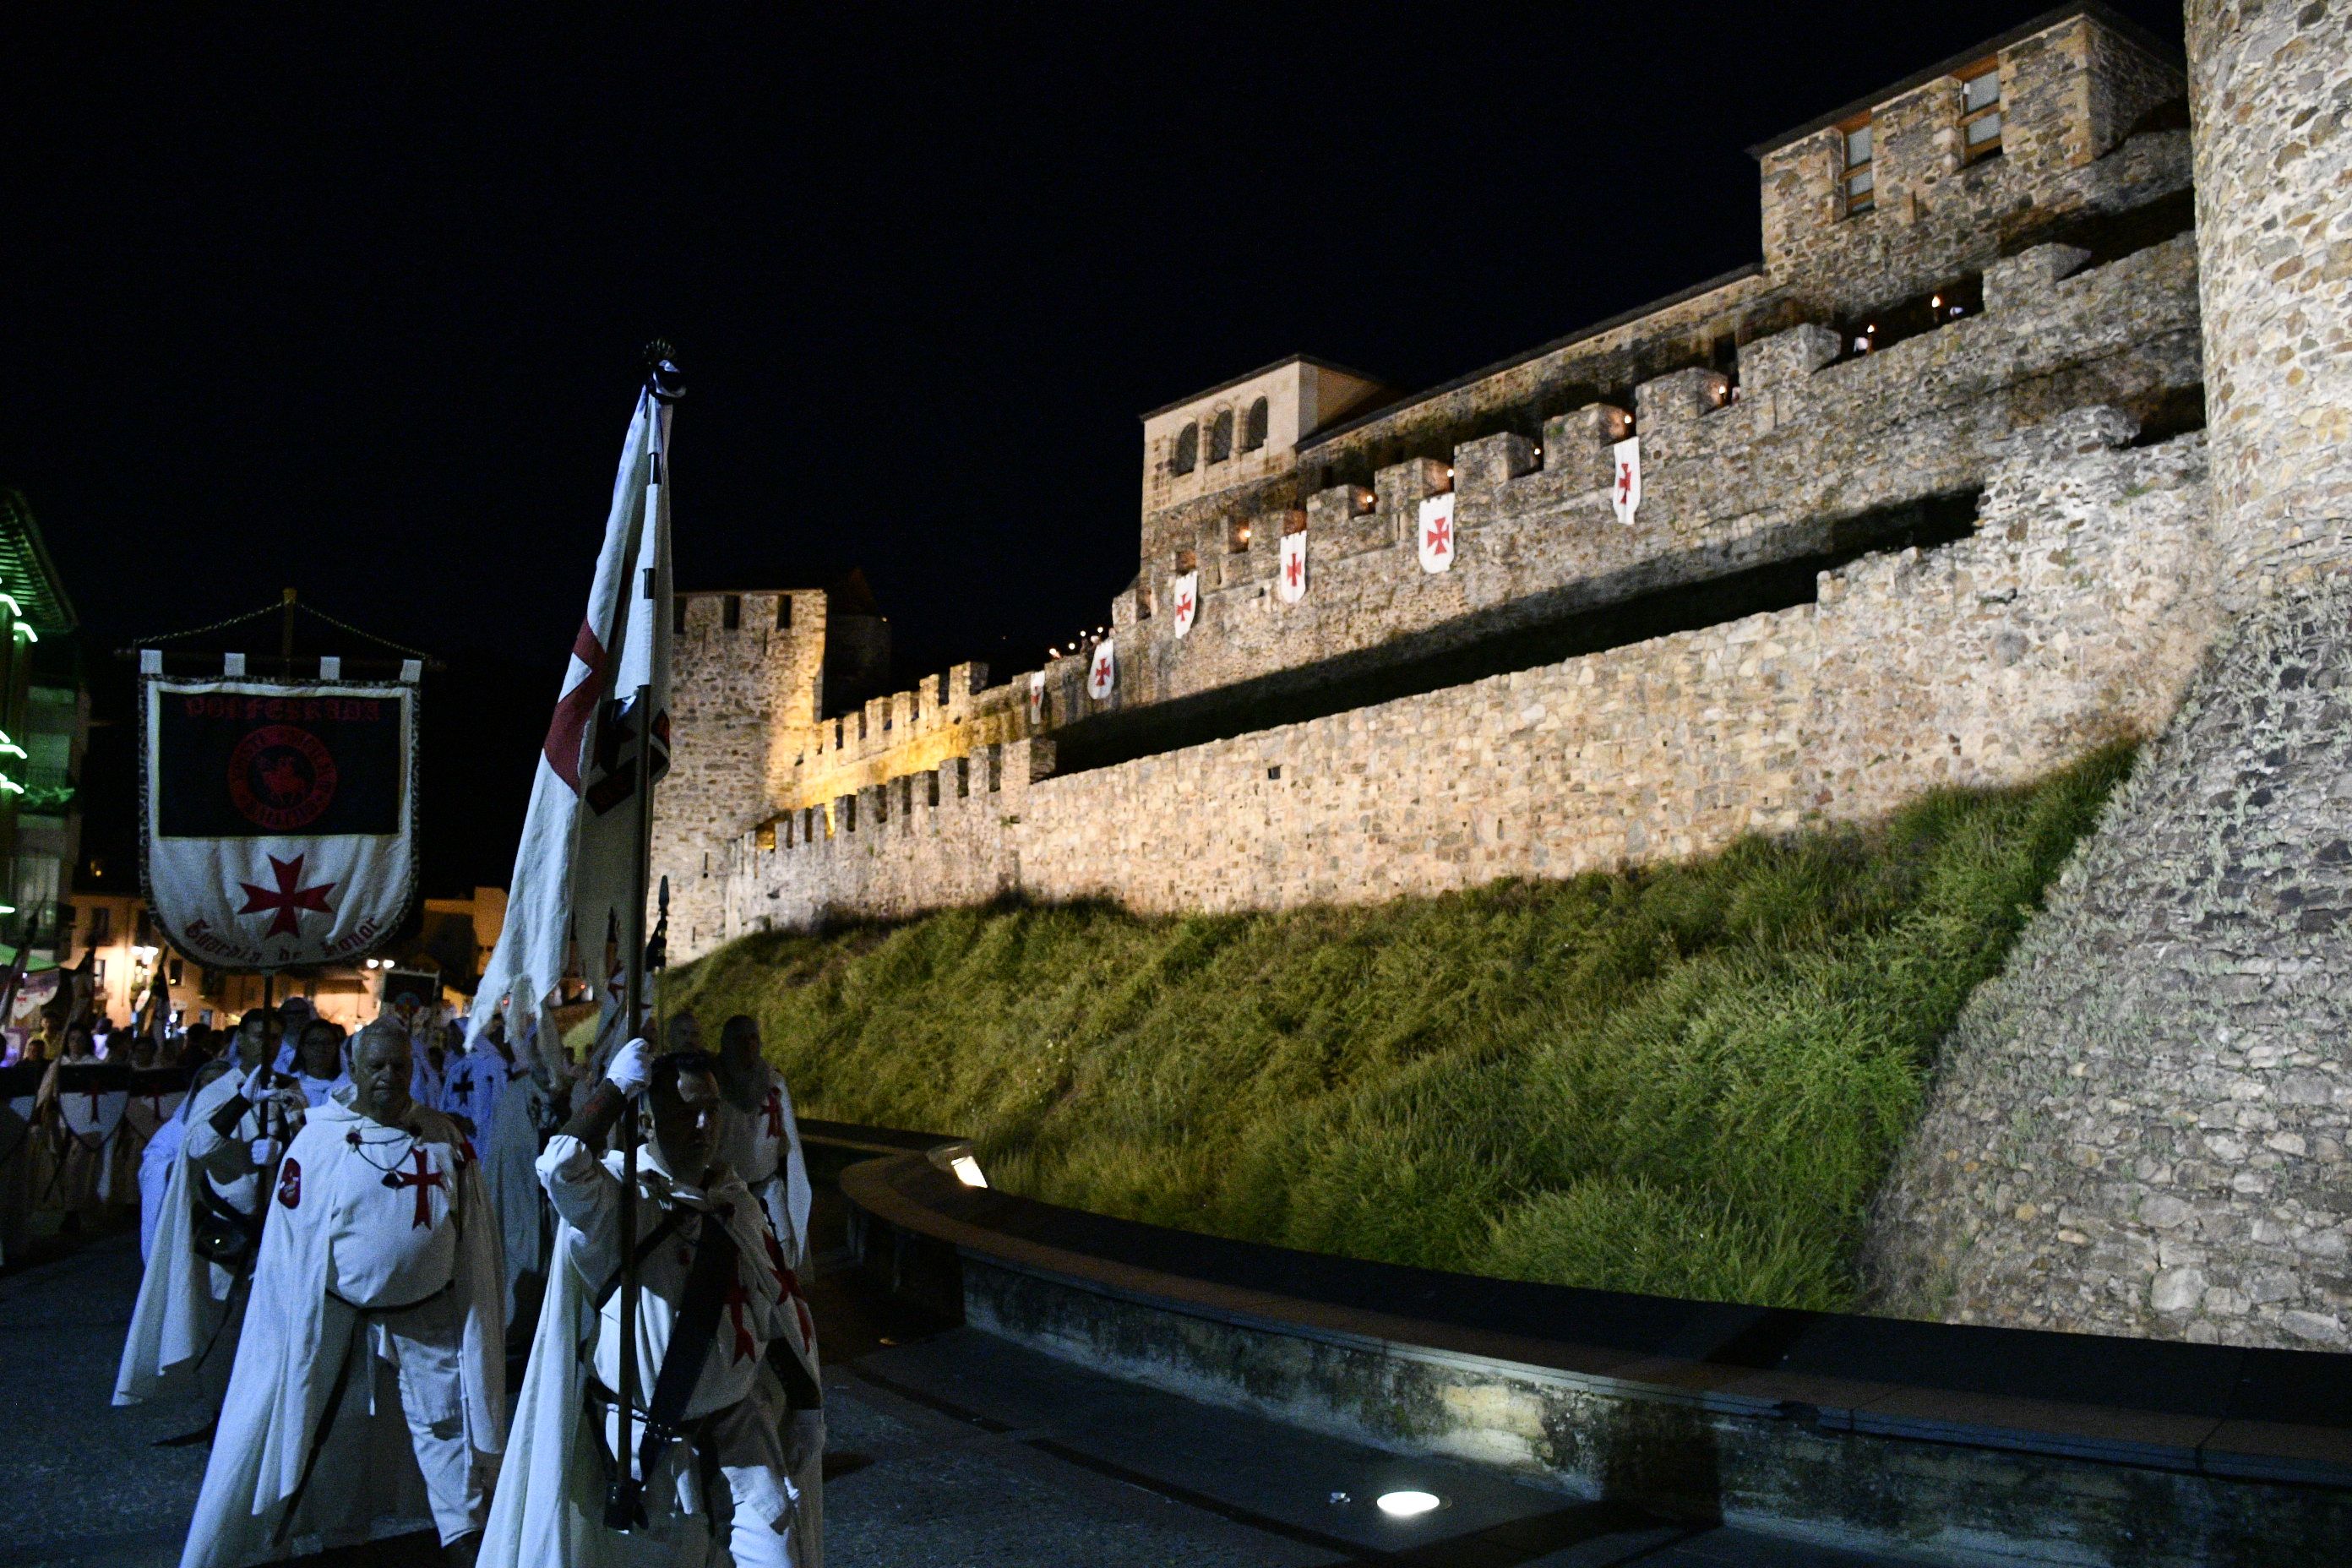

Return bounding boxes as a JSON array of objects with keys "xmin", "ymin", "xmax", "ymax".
[
  {"xmin": 1243, "ymin": 396, "xmax": 1269, "ymax": 452},
  {"xmin": 1171, "ymin": 422, "xmax": 1198, "ymax": 476},
  {"xmin": 1207, "ymin": 409, "xmax": 1233, "ymax": 464}
]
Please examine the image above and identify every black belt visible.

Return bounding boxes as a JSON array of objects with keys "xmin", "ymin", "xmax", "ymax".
[{"xmin": 325, "ymin": 1275, "xmax": 455, "ymax": 1315}]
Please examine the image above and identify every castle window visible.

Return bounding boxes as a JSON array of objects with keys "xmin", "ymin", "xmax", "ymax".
[
  {"xmin": 1243, "ymin": 397, "xmax": 1269, "ymax": 452},
  {"xmin": 722, "ymin": 594, "xmax": 742, "ymax": 630},
  {"xmin": 1960, "ymin": 63, "xmax": 2001, "ymax": 163},
  {"xmin": 672, "ymin": 600, "xmax": 688, "ymax": 635},
  {"xmin": 1227, "ymin": 516, "xmax": 1252, "ymax": 554},
  {"xmin": 1170, "ymin": 422, "xmax": 1198, "ymax": 476},
  {"xmin": 1207, "ymin": 410, "xmax": 1233, "ymax": 465},
  {"xmin": 775, "ymin": 594, "xmax": 792, "ymax": 629},
  {"xmin": 1841, "ymin": 117, "xmax": 1874, "ymax": 216}
]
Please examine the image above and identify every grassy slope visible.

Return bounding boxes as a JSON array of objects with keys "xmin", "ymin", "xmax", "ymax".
[{"xmin": 667, "ymin": 744, "xmax": 2134, "ymax": 1311}]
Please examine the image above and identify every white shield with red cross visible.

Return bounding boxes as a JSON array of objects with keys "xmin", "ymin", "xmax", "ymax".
[
  {"xmin": 1027, "ymin": 670, "xmax": 1046, "ymax": 726},
  {"xmin": 1277, "ymin": 529, "xmax": 1308, "ymax": 603},
  {"xmin": 1171, "ymin": 571, "xmax": 1199, "ymax": 639},
  {"xmin": 1418, "ymin": 493, "xmax": 1456, "ymax": 574},
  {"xmin": 1086, "ymin": 639, "xmax": 1115, "ymax": 702},
  {"xmin": 1610, "ymin": 436, "xmax": 1642, "ymax": 526}
]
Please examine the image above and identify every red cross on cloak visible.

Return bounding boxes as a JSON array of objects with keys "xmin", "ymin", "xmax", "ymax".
[
  {"xmin": 1426, "ymin": 514, "xmax": 1451, "ymax": 555},
  {"xmin": 386, "ymin": 1146, "xmax": 446, "ymax": 1228},
  {"xmin": 238, "ymin": 853, "xmax": 336, "ymax": 938},
  {"xmin": 721, "ymin": 1278, "xmax": 757, "ymax": 1364},
  {"xmin": 761, "ymin": 1086, "xmax": 784, "ymax": 1140},
  {"xmin": 1616, "ymin": 461, "xmax": 1634, "ymax": 504}
]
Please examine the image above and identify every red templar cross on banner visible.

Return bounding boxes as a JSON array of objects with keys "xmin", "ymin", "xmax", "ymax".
[
  {"xmin": 1426, "ymin": 514, "xmax": 1451, "ymax": 555},
  {"xmin": 237, "ymin": 853, "xmax": 336, "ymax": 938},
  {"xmin": 387, "ymin": 1146, "xmax": 446, "ymax": 1228}
]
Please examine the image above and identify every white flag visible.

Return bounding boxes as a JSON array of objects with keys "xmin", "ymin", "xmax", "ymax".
[
  {"xmin": 471, "ymin": 376, "xmax": 675, "ymax": 1062},
  {"xmin": 1027, "ymin": 670, "xmax": 1046, "ymax": 726},
  {"xmin": 1170, "ymin": 571, "xmax": 1199, "ymax": 639},
  {"xmin": 1086, "ymin": 639, "xmax": 1115, "ymax": 701},
  {"xmin": 1611, "ymin": 435, "xmax": 1642, "ymax": 525},
  {"xmin": 1277, "ymin": 529, "xmax": 1308, "ymax": 603},
  {"xmin": 1417, "ymin": 493, "xmax": 1456, "ymax": 574}
]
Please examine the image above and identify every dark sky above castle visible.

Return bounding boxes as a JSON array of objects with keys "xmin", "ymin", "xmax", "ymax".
[{"xmin": 8, "ymin": 2, "xmax": 2183, "ymax": 896}]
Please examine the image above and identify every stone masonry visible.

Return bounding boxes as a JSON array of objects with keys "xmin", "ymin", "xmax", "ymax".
[
  {"xmin": 652, "ymin": 7, "xmax": 2352, "ymax": 1354},
  {"xmin": 725, "ymin": 412, "xmax": 2208, "ymax": 929},
  {"xmin": 1862, "ymin": 2, "xmax": 2352, "ymax": 1351}
]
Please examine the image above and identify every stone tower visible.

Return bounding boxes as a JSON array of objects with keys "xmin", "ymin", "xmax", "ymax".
[
  {"xmin": 652, "ymin": 591, "xmax": 829, "ymax": 957},
  {"xmin": 2188, "ymin": 0, "xmax": 2352, "ymax": 602},
  {"xmin": 1869, "ymin": 3, "xmax": 2352, "ymax": 1349}
]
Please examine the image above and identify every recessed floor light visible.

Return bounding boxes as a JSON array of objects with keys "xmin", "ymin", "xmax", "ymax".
[{"xmin": 1375, "ymin": 1489, "xmax": 1443, "ymax": 1518}]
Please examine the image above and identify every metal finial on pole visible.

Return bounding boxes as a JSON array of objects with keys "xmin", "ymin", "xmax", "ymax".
[{"xmin": 644, "ymin": 341, "xmax": 686, "ymax": 403}]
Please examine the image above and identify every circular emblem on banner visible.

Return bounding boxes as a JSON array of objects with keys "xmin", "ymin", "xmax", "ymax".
[
  {"xmin": 278, "ymin": 1157, "xmax": 302, "ymax": 1210},
  {"xmin": 228, "ymin": 725, "xmax": 339, "ymax": 830}
]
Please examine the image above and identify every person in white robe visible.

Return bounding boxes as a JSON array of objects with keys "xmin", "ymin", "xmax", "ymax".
[
  {"xmin": 481, "ymin": 1040, "xmax": 822, "ymax": 1568},
  {"xmin": 35, "ymin": 1022, "xmax": 112, "ymax": 1221},
  {"xmin": 481, "ymin": 1031, "xmax": 558, "ymax": 1331},
  {"xmin": 712, "ymin": 1017, "xmax": 814, "ymax": 1279},
  {"xmin": 441, "ymin": 1021, "xmax": 507, "ymax": 1145},
  {"xmin": 289, "ymin": 1018, "xmax": 352, "ymax": 1114},
  {"xmin": 180, "ymin": 1019, "xmax": 505, "ymax": 1568},
  {"xmin": 139, "ymin": 1060, "xmax": 230, "ymax": 1261},
  {"xmin": 116, "ymin": 1010, "xmax": 301, "ymax": 1417}
]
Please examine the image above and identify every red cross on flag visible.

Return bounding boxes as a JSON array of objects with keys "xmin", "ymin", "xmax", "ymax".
[
  {"xmin": 1171, "ymin": 570, "xmax": 1199, "ymax": 639},
  {"xmin": 471, "ymin": 359, "xmax": 679, "ymax": 1064},
  {"xmin": 1611, "ymin": 435, "xmax": 1642, "ymax": 526},
  {"xmin": 1086, "ymin": 638, "xmax": 1116, "ymax": 701},
  {"xmin": 1417, "ymin": 493, "xmax": 1456, "ymax": 574},
  {"xmin": 1277, "ymin": 529, "xmax": 1309, "ymax": 604},
  {"xmin": 1027, "ymin": 670, "xmax": 1047, "ymax": 726}
]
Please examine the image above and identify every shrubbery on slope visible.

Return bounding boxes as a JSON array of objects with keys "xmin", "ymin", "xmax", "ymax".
[{"xmin": 665, "ymin": 743, "xmax": 2133, "ymax": 1311}]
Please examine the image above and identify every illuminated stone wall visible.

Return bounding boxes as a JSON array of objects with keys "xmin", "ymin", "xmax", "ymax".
[{"xmin": 725, "ymin": 415, "xmax": 2210, "ymax": 934}]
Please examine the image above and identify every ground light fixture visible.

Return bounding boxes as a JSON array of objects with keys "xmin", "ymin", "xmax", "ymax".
[
  {"xmin": 1375, "ymin": 1490, "xmax": 1444, "ymax": 1519},
  {"xmin": 926, "ymin": 1141, "xmax": 989, "ymax": 1188}
]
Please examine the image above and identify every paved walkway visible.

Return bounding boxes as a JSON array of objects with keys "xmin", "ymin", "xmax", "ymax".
[{"xmin": 1, "ymin": 1221, "xmax": 1915, "ymax": 1567}]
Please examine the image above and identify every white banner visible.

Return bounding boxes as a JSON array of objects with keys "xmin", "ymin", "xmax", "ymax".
[
  {"xmin": 142, "ymin": 678, "xmax": 416, "ymax": 972},
  {"xmin": 471, "ymin": 375, "xmax": 675, "ymax": 1057},
  {"xmin": 1171, "ymin": 571, "xmax": 1199, "ymax": 639},
  {"xmin": 1418, "ymin": 493, "xmax": 1456, "ymax": 574},
  {"xmin": 1027, "ymin": 670, "xmax": 1046, "ymax": 726},
  {"xmin": 1277, "ymin": 530, "xmax": 1308, "ymax": 603},
  {"xmin": 1611, "ymin": 435, "xmax": 1642, "ymax": 525},
  {"xmin": 1086, "ymin": 638, "xmax": 1115, "ymax": 701}
]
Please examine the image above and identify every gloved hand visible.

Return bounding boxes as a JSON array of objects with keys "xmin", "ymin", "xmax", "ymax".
[
  {"xmin": 249, "ymin": 1136, "xmax": 284, "ymax": 1168},
  {"xmin": 240, "ymin": 1061, "xmax": 277, "ymax": 1102},
  {"xmin": 784, "ymin": 1408, "xmax": 825, "ymax": 1473},
  {"xmin": 607, "ymin": 1037, "xmax": 653, "ymax": 1099}
]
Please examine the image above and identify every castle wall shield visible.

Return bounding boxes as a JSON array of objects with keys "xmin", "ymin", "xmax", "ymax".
[
  {"xmin": 1028, "ymin": 670, "xmax": 1047, "ymax": 725},
  {"xmin": 1418, "ymin": 493, "xmax": 1456, "ymax": 574},
  {"xmin": 1611, "ymin": 436, "xmax": 1642, "ymax": 526},
  {"xmin": 1277, "ymin": 530, "xmax": 1309, "ymax": 603},
  {"xmin": 1086, "ymin": 639, "xmax": 1116, "ymax": 701},
  {"xmin": 1171, "ymin": 571, "xmax": 1199, "ymax": 638},
  {"xmin": 141, "ymin": 674, "xmax": 418, "ymax": 973}
]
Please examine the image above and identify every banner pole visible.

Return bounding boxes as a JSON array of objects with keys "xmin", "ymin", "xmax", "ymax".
[{"xmin": 607, "ymin": 678, "xmax": 656, "ymax": 1531}]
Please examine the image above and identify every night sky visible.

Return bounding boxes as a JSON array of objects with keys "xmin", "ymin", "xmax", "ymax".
[{"xmin": 7, "ymin": 3, "xmax": 2185, "ymax": 896}]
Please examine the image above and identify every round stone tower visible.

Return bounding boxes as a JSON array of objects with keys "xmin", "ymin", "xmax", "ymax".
[{"xmin": 2187, "ymin": 1, "xmax": 2352, "ymax": 606}]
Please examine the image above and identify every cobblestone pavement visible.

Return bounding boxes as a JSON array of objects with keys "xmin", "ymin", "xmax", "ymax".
[{"xmin": 1, "ymin": 1220, "xmax": 1913, "ymax": 1567}]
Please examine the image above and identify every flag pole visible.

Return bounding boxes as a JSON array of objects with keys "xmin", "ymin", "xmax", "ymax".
[
  {"xmin": 607, "ymin": 677, "xmax": 656, "ymax": 1531},
  {"xmin": 609, "ymin": 346, "xmax": 674, "ymax": 1530}
]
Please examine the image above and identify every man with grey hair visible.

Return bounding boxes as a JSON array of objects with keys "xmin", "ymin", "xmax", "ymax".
[{"xmin": 181, "ymin": 1017, "xmax": 506, "ymax": 1566}]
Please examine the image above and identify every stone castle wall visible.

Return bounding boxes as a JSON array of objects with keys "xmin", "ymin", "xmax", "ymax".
[
  {"xmin": 651, "ymin": 590, "xmax": 827, "ymax": 956},
  {"xmin": 723, "ymin": 413, "xmax": 2210, "ymax": 934},
  {"xmin": 1859, "ymin": 2, "xmax": 2352, "ymax": 1353}
]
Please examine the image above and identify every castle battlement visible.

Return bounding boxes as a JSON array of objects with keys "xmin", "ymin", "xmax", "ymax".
[{"xmin": 656, "ymin": 5, "xmax": 2207, "ymax": 957}]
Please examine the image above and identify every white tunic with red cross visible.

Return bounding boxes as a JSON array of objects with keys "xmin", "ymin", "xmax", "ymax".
[{"xmin": 284, "ymin": 1097, "xmax": 473, "ymax": 1309}]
